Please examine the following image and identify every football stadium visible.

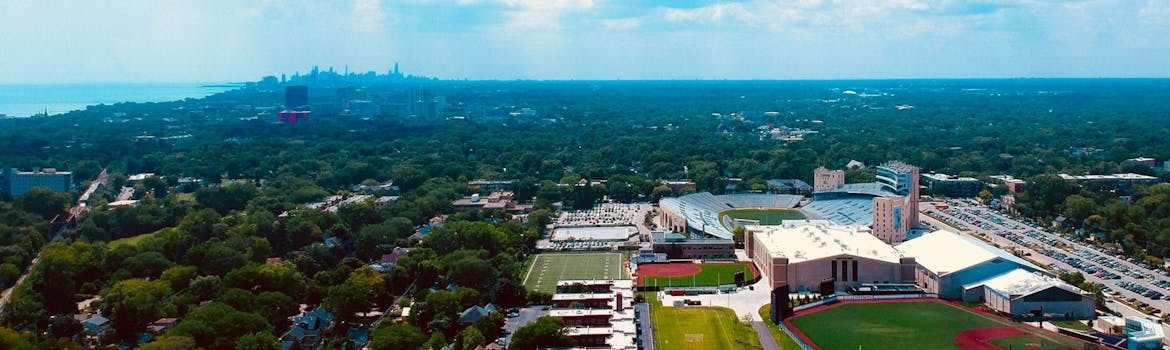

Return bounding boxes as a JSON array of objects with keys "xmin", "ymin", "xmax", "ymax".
[{"xmin": 657, "ymin": 161, "xmax": 920, "ymax": 244}]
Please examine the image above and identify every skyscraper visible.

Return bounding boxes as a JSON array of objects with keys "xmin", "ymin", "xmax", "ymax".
[{"xmin": 285, "ymin": 85, "xmax": 309, "ymax": 108}]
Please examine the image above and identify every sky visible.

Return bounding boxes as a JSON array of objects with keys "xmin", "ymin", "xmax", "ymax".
[{"xmin": 1, "ymin": 0, "xmax": 1169, "ymax": 82}]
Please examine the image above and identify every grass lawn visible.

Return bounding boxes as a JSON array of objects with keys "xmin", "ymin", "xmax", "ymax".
[
  {"xmin": 644, "ymin": 263, "xmax": 757, "ymax": 288},
  {"xmin": 645, "ymin": 292, "xmax": 762, "ymax": 350},
  {"xmin": 720, "ymin": 209, "xmax": 806, "ymax": 226},
  {"xmin": 990, "ymin": 335, "xmax": 1076, "ymax": 350},
  {"xmin": 1052, "ymin": 320, "xmax": 1091, "ymax": 332},
  {"xmin": 522, "ymin": 252, "xmax": 624, "ymax": 294},
  {"xmin": 790, "ymin": 302, "xmax": 1081, "ymax": 350},
  {"xmin": 109, "ymin": 232, "xmax": 156, "ymax": 248},
  {"xmin": 757, "ymin": 305, "xmax": 804, "ymax": 350}
]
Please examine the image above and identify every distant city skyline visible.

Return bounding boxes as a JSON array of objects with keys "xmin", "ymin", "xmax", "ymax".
[{"xmin": 2, "ymin": 0, "xmax": 1170, "ymax": 83}]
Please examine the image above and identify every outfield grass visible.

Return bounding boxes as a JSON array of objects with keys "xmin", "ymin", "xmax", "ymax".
[
  {"xmin": 522, "ymin": 252, "xmax": 624, "ymax": 294},
  {"xmin": 644, "ymin": 263, "xmax": 757, "ymax": 288},
  {"xmin": 720, "ymin": 209, "xmax": 806, "ymax": 226},
  {"xmin": 790, "ymin": 302, "xmax": 1081, "ymax": 350},
  {"xmin": 645, "ymin": 292, "xmax": 761, "ymax": 350}
]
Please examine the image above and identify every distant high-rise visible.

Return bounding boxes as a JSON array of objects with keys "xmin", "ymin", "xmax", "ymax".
[
  {"xmin": 407, "ymin": 87, "xmax": 442, "ymax": 120},
  {"xmin": 1, "ymin": 168, "xmax": 72, "ymax": 197},
  {"xmin": 285, "ymin": 85, "xmax": 309, "ymax": 108}
]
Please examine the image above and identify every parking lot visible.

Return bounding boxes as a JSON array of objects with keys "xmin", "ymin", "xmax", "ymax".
[
  {"xmin": 501, "ymin": 305, "xmax": 549, "ymax": 347},
  {"xmin": 921, "ymin": 199, "xmax": 1170, "ymax": 324}
]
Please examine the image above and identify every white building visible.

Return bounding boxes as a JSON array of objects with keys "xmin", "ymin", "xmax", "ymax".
[
  {"xmin": 896, "ymin": 230, "xmax": 1046, "ymax": 300},
  {"xmin": 745, "ymin": 220, "xmax": 917, "ymax": 292},
  {"xmin": 967, "ymin": 269, "xmax": 1095, "ymax": 319}
]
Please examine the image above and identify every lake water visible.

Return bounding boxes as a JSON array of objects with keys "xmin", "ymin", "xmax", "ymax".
[{"xmin": 0, "ymin": 83, "xmax": 239, "ymax": 117}]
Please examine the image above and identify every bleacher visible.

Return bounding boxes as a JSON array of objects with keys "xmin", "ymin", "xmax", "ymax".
[
  {"xmin": 801, "ymin": 197, "xmax": 874, "ymax": 226},
  {"xmin": 660, "ymin": 193, "xmax": 803, "ymax": 240}
]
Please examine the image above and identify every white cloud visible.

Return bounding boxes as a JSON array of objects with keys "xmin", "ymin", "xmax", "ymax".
[
  {"xmin": 601, "ymin": 17, "xmax": 640, "ymax": 31},
  {"xmin": 1139, "ymin": 0, "xmax": 1170, "ymax": 26},
  {"xmin": 351, "ymin": 0, "xmax": 387, "ymax": 32}
]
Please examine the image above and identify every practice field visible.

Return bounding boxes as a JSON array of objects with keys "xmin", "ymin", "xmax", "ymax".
[
  {"xmin": 720, "ymin": 208, "xmax": 806, "ymax": 226},
  {"xmin": 788, "ymin": 301, "xmax": 1083, "ymax": 350},
  {"xmin": 640, "ymin": 262, "xmax": 759, "ymax": 287},
  {"xmin": 647, "ymin": 293, "xmax": 761, "ymax": 350},
  {"xmin": 522, "ymin": 252, "xmax": 625, "ymax": 294}
]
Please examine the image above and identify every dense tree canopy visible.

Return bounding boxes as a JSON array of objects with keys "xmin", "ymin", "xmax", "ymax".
[{"xmin": 1, "ymin": 78, "xmax": 1169, "ymax": 348}]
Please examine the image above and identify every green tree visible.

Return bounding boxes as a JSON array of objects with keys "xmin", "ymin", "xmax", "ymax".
[
  {"xmin": 234, "ymin": 332, "xmax": 280, "ymax": 350},
  {"xmin": 427, "ymin": 332, "xmax": 448, "ymax": 350},
  {"xmin": 168, "ymin": 302, "xmax": 271, "ymax": 350},
  {"xmin": 159, "ymin": 265, "xmax": 198, "ymax": 291},
  {"xmin": 140, "ymin": 336, "xmax": 197, "ymax": 350},
  {"xmin": 732, "ymin": 226, "xmax": 746, "ymax": 248},
  {"xmin": 102, "ymin": 279, "xmax": 174, "ymax": 341},
  {"xmin": 14, "ymin": 187, "xmax": 68, "ymax": 220},
  {"xmin": 508, "ymin": 316, "xmax": 574, "ymax": 350},
  {"xmin": 370, "ymin": 323, "xmax": 427, "ymax": 350},
  {"xmin": 324, "ymin": 283, "xmax": 372, "ymax": 325},
  {"xmin": 0, "ymin": 327, "xmax": 35, "ymax": 350},
  {"xmin": 460, "ymin": 326, "xmax": 486, "ymax": 350}
]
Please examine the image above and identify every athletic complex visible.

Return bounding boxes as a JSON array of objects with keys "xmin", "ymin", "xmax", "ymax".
[{"xmin": 517, "ymin": 162, "xmax": 1149, "ymax": 350}]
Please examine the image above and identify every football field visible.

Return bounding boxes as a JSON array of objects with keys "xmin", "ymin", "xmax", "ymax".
[
  {"xmin": 523, "ymin": 252, "xmax": 625, "ymax": 294},
  {"xmin": 720, "ymin": 208, "xmax": 806, "ymax": 226}
]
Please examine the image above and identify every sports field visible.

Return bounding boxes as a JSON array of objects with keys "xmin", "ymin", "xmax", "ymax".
[
  {"xmin": 720, "ymin": 208, "xmax": 806, "ymax": 226},
  {"xmin": 522, "ymin": 252, "xmax": 625, "ymax": 294},
  {"xmin": 646, "ymin": 293, "xmax": 761, "ymax": 350},
  {"xmin": 789, "ymin": 301, "xmax": 1082, "ymax": 350},
  {"xmin": 641, "ymin": 263, "xmax": 758, "ymax": 288}
]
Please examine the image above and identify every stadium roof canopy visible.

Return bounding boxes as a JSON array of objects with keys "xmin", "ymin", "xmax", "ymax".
[
  {"xmin": 813, "ymin": 183, "xmax": 900, "ymax": 197},
  {"xmin": 896, "ymin": 230, "xmax": 1042, "ymax": 276}
]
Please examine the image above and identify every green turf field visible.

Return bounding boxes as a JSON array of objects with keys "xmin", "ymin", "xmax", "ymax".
[
  {"xmin": 643, "ymin": 263, "xmax": 757, "ymax": 288},
  {"xmin": 720, "ymin": 208, "xmax": 806, "ymax": 226},
  {"xmin": 790, "ymin": 302, "xmax": 1081, "ymax": 350},
  {"xmin": 645, "ymin": 293, "xmax": 761, "ymax": 350},
  {"xmin": 522, "ymin": 252, "xmax": 625, "ymax": 294}
]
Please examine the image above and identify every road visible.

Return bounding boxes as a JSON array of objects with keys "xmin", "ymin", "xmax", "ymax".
[
  {"xmin": 921, "ymin": 199, "xmax": 1170, "ymax": 341},
  {"xmin": 0, "ymin": 168, "xmax": 105, "ymax": 317}
]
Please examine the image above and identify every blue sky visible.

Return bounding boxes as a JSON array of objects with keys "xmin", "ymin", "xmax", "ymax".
[{"xmin": 1, "ymin": 0, "xmax": 1169, "ymax": 82}]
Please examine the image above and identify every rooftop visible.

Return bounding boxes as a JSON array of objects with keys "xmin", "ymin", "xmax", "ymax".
[
  {"xmin": 1059, "ymin": 173, "xmax": 1158, "ymax": 181},
  {"xmin": 922, "ymin": 173, "xmax": 979, "ymax": 182},
  {"xmin": 1126, "ymin": 316, "xmax": 1165, "ymax": 343},
  {"xmin": 748, "ymin": 220, "xmax": 903, "ymax": 264},
  {"xmin": 552, "ymin": 293, "xmax": 615, "ymax": 301},
  {"xmin": 549, "ymin": 309, "xmax": 613, "ymax": 318},
  {"xmin": 965, "ymin": 268, "xmax": 1083, "ymax": 297},
  {"xmin": 878, "ymin": 161, "xmax": 918, "ymax": 173},
  {"xmin": 896, "ymin": 230, "xmax": 1042, "ymax": 276}
]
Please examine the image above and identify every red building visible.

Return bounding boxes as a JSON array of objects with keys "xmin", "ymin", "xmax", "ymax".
[{"xmin": 279, "ymin": 110, "xmax": 310, "ymax": 123}]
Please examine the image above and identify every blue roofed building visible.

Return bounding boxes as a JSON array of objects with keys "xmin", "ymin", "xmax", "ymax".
[{"xmin": 280, "ymin": 306, "xmax": 333, "ymax": 350}]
